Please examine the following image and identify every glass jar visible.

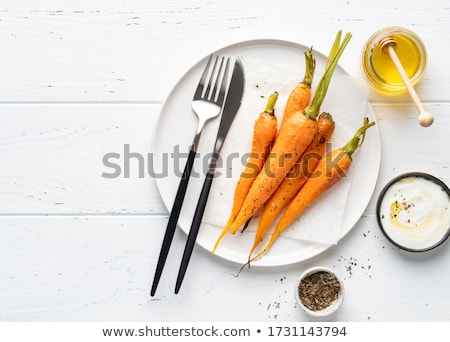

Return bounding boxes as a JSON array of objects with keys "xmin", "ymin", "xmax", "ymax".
[{"xmin": 361, "ymin": 26, "xmax": 427, "ymax": 94}]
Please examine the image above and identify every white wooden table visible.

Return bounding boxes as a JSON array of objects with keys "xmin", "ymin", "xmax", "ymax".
[{"xmin": 1, "ymin": 0, "xmax": 449, "ymax": 322}]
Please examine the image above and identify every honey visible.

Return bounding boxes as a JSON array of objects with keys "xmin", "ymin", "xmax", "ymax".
[{"xmin": 362, "ymin": 27, "xmax": 427, "ymax": 94}]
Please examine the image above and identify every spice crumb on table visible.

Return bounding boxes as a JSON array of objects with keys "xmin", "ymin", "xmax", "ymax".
[{"xmin": 335, "ymin": 256, "xmax": 374, "ymax": 279}]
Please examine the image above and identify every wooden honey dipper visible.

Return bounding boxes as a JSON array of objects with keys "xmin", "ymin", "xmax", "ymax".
[{"xmin": 380, "ymin": 36, "xmax": 433, "ymax": 127}]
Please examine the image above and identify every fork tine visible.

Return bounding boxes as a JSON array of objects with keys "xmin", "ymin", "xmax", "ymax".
[
  {"xmin": 216, "ymin": 57, "xmax": 230, "ymax": 106},
  {"xmin": 210, "ymin": 56, "xmax": 226, "ymax": 101},
  {"xmin": 194, "ymin": 54, "xmax": 214, "ymax": 99},
  {"xmin": 203, "ymin": 55, "xmax": 220, "ymax": 100}
]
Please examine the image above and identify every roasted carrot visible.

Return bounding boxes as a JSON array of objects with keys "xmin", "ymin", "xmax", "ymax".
[
  {"xmin": 249, "ymin": 118, "xmax": 375, "ymax": 262},
  {"xmin": 212, "ymin": 92, "xmax": 279, "ymax": 253},
  {"xmin": 279, "ymin": 48, "xmax": 316, "ymax": 133},
  {"xmin": 227, "ymin": 31, "xmax": 352, "ymax": 235},
  {"xmin": 248, "ymin": 112, "xmax": 335, "ymax": 258}
]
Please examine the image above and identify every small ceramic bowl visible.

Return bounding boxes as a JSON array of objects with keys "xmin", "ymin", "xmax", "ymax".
[
  {"xmin": 376, "ymin": 172, "xmax": 450, "ymax": 252},
  {"xmin": 295, "ymin": 266, "xmax": 344, "ymax": 320}
]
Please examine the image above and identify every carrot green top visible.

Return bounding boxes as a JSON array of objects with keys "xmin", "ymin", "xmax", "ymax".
[
  {"xmin": 301, "ymin": 48, "xmax": 316, "ymax": 87},
  {"xmin": 303, "ymin": 31, "xmax": 352, "ymax": 121},
  {"xmin": 342, "ymin": 118, "xmax": 375, "ymax": 158},
  {"xmin": 264, "ymin": 92, "xmax": 278, "ymax": 115}
]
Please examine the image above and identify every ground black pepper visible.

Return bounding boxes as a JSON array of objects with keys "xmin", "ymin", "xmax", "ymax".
[{"xmin": 298, "ymin": 271, "xmax": 341, "ymax": 311}]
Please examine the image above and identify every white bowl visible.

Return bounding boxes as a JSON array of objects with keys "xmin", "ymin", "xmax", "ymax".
[
  {"xmin": 295, "ymin": 266, "xmax": 344, "ymax": 320},
  {"xmin": 376, "ymin": 172, "xmax": 450, "ymax": 252}
]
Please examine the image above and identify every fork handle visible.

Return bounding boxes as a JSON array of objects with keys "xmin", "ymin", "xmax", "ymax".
[
  {"xmin": 175, "ymin": 168, "xmax": 215, "ymax": 294},
  {"xmin": 150, "ymin": 145, "xmax": 197, "ymax": 296}
]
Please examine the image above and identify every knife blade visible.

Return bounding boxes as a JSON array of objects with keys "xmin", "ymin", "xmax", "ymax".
[{"xmin": 175, "ymin": 57, "xmax": 245, "ymax": 293}]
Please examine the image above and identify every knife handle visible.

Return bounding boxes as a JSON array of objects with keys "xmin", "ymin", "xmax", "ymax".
[
  {"xmin": 150, "ymin": 145, "xmax": 196, "ymax": 296},
  {"xmin": 175, "ymin": 169, "xmax": 215, "ymax": 294}
]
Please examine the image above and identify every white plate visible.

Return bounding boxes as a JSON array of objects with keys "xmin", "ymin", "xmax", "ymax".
[{"xmin": 152, "ymin": 39, "xmax": 381, "ymax": 267}]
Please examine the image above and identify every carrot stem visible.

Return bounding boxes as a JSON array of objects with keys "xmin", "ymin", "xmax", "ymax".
[
  {"xmin": 303, "ymin": 31, "xmax": 352, "ymax": 121},
  {"xmin": 326, "ymin": 30, "xmax": 342, "ymax": 69},
  {"xmin": 302, "ymin": 48, "xmax": 316, "ymax": 87},
  {"xmin": 264, "ymin": 92, "xmax": 278, "ymax": 115},
  {"xmin": 342, "ymin": 117, "xmax": 375, "ymax": 157}
]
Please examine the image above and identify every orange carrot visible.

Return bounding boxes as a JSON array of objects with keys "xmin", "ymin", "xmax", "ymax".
[
  {"xmin": 248, "ymin": 112, "xmax": 335, "ymax": 258},
  {"xmin": 227, "ymin": 31, "xmax": 352, "ymax": 235},
  {"xmin": 249, "ymin": 118, "xmax": 375, "ymax": 262},
  {"xmin": 211, "ymin": 92, "xmax": 278, "ymax": 253},
  {"xmin": 279, "ymin": 48, "xmax": 315, "ymax": 132}
]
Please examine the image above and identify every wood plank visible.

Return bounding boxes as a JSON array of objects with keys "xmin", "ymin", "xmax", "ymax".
[
  {"xmin": 0, "ymin": 0, "xmax": 449, "ymax": 102},
  {"xmin": 0, "ymin": 215, "xmax": 448, "ymax": 321},
  {"xmin": 0, "ymin": 104, "xmax": 167, "ymax": 214},
  {"xmin": 1, "ymin": 102, "xmax": 449, "ymax": 215},
  {"xmin": 366, "ymin": 102, "xmax": 450, "ymax": 215}
]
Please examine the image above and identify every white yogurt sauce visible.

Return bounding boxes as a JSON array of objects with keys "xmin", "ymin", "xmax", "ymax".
[{"xmin": 378, "ymin": 175, "xmax": 450, "ymax": 250}]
